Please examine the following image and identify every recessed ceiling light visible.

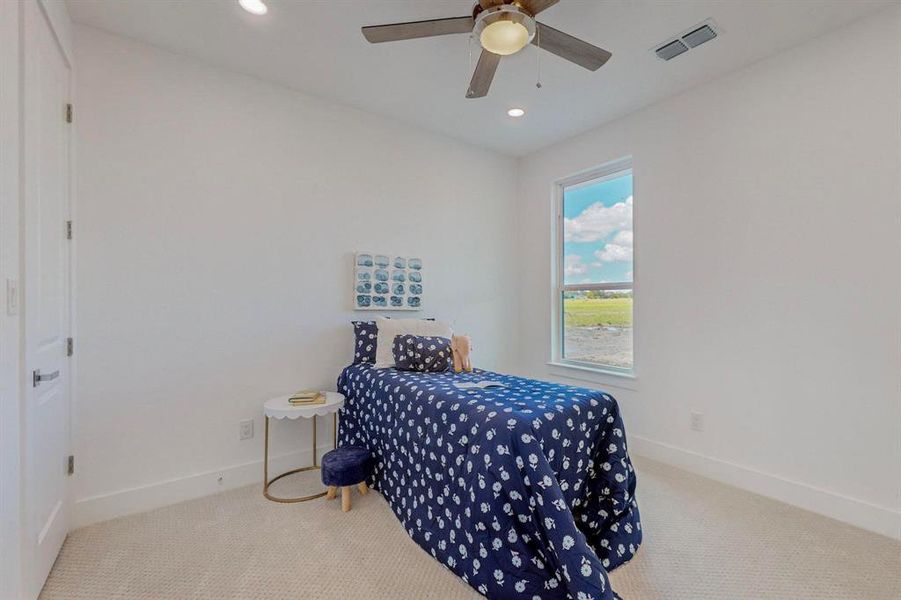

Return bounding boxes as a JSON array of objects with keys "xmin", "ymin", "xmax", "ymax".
[
  {"xmin": 507, "ymin": 108, "xmax": 525, "ymax": 118},
  {"xmin": 239, "ymin": 0, "xmax": 268, "ymax": 16}
]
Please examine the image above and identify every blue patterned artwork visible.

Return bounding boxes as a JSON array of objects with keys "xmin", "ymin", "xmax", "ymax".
[{"xmin": 355, "ymin": 252, "xmax": 422, "ymax": 311}]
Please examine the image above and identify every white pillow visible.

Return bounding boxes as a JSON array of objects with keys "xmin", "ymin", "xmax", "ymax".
[{"xmin": 373, "ymin": 316, "xmax": 453, "ymax": 369}]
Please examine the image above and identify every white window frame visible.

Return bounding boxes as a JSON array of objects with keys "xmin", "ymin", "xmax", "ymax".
[{"xmin": 550, "ymin": 157, "xmax": 636, "ymax": 380}]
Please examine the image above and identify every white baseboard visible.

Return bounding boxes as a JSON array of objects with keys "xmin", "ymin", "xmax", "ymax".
[
  {"xmin": 76, "ymin": 436, "xmax": 901, "ymax": 541},
  {"xmin": 630, "ymin": 435, "xmax": 901, "ymax": 540},
  {"xmin": 74, "ymin": 445, "xmax": 332, "ymax": 528}
]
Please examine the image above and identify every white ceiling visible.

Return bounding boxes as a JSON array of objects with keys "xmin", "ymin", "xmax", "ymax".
[{"xmin": 67, "ymin": 0, "xmax": 896, "ymax": 156}]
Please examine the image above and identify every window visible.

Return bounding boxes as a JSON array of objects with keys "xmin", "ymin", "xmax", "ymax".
[{"xmin": 555, "ymin": 159, "xmax": 633, "ymax": 375}]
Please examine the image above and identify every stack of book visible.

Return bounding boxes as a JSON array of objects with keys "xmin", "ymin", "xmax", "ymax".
[{"xmin": 288, "ymin": 390, "xmax": 326, "ymax": 406}]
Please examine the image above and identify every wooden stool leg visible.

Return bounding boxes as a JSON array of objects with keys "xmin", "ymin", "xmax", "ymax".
[
  {"xmin": 326, "ymin": 486, "xmax": 337, "ymax": 500},
  {"xmin": 341, "ymin": 486, "xmax": 351, "ymax": 512},
  {"xmin": 357, "ymin": 482, "xmax": 369, "ymax": 495}
]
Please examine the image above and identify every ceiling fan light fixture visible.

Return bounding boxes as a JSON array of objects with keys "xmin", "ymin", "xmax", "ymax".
[
  {"xmin": 238, "ymin": 0, "xmax": 268, "ymax": 16},
  {"xmin": 481, "ymin": 21, "xmax": 529, "ymax": 55},
  {"xmin": 474, "ymin": 5, "xmax": 535, "ymax": 56}
]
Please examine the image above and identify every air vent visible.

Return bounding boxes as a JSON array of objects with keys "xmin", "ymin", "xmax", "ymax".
[
  {"xmin": 654, "ymin": 19, "xmax": 720, "ymax": 61},
  {"xmin": 683, "ymin": 25, "xmax": 717, "ymax": 48},
  {"xmin": 656, "ymin": 40, "xmax": 688, "ymax": 61}
]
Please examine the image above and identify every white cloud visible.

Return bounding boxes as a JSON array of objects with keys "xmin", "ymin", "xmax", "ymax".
[
  {"xmin": 563, "ymin": 255, "xmax": 588, "ymax": 277},
  {"xmin": 611, "ymin": 230, "xmax": 632, "ymax": 248},
  {"xmin": 594, "ymin": 228, "xmax": 634, "ymax": 263},
  {"xmin": 595, "ymin": 244, "xmax": 632, "ymax": 263},
  {"xmin": 564, "ymin": 196, "xmax": 632, "ymax": 243}
]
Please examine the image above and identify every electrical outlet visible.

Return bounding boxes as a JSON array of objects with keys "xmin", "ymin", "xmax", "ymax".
[
  {"xmin": 239, "ymin": 419, "xmax": 254, "ymax": 440},
  {"xmin": 690, "ymin": 412, "xmax": 704, "ymax": 432}
]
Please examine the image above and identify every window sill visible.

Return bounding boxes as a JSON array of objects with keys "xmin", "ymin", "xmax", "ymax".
[{"xmin": 546, "ymin": 361, "xmax": 638, "ymax": 391}]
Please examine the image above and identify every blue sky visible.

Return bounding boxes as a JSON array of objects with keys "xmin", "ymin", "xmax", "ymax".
[{"xmin": 563, "ymin": 173, "xmax": 633, "ymax": 285}]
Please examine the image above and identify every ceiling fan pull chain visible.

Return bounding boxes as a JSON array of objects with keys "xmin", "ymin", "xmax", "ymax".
[{"xmin": 536, "ymin": 25, "xmax": 542, "ymax": 89}]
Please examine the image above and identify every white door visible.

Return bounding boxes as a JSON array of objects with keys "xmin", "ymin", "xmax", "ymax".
[{"xmin": 23, "ymin": 1, "xmax": 72, "ymax": 596}]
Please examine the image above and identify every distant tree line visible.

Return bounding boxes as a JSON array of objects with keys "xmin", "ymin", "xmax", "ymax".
[{"xmin": 564, "ymin": 290, "xmax": 633, "ymax": 300}]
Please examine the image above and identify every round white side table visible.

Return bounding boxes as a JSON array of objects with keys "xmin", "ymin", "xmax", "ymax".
[{"xmin": 262, "ymin": 392, "xmax": 345, "ymax": 503}]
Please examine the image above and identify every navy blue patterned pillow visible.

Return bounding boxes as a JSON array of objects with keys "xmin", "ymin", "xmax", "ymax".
[
  {"xmin": 351, "ymin": 318, "xmax": 437, "ymax": 364},
  {"xmin": 351, "ymin": 321, "xmax": 378, "ymax": 364},
  {"xmin": 392, "ymin": 335, "xmax": 417, "ymax": 371},
  {"xmin": 392, "ymin": 335, "xmax": 452, "ymax": 373}
]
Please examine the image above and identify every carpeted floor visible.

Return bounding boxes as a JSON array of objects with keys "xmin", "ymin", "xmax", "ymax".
[{"xmin": 41, "ymin": 457, "xmax": 901, "ymax": 599}]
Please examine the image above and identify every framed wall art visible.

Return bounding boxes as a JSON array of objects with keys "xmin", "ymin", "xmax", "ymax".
[{"xmin": 354, "ymin": 253, "xmax": 422, "ymax": 311}]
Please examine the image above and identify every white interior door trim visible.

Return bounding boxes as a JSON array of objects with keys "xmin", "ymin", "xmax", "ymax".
[{"xmin": 0, "ymin": 1, "xmax": 24, "ymax": 598}]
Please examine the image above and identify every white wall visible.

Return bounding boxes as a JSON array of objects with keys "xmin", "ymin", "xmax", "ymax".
[
  {"xmin": 516, "ymin": 6, "xmax": 901, "ymax": 538},
  {"xmin": 72, "ymin": 26, "xmax": 519, "ymax": 526}
]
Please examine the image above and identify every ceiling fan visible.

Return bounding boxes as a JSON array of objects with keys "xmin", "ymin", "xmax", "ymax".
[{"xmin": 361, "ymin": 0, "xmax": 612, "ymax": 99}]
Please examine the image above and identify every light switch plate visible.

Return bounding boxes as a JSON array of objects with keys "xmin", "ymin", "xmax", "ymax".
[{"xmin": 6, "ymin": 279, "xmax": 18, "ymax": 315}]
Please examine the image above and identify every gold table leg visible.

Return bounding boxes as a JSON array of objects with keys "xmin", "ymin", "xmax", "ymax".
[{"xmin": 263, "ymin": 415, "xmax": 329, "ymax": 503}]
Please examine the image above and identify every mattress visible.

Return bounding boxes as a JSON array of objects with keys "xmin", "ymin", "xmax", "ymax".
[{"xmin": 337, "ymin": 364, "xmax": 641, "ymax": 600}]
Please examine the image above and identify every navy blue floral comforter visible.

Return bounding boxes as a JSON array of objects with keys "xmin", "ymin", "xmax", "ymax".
[{"xmin": 337, "ymin": 365, "xmax": 641, "ymax": 600}]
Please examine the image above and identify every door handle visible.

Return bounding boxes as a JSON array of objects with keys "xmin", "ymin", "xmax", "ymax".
[{"xmin": 33, "ymin": 369, "xmax": 60, "ymax": 387}]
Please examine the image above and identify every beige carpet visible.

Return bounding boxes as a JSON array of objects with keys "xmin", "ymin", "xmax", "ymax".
[{"xmin": 41, "ymin": 458, "xmax": 901, "ymax": 599}]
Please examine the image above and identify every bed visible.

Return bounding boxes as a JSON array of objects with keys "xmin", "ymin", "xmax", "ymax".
[{"xmin": 337, "ymin": 364, "xmax": 641, "ymax": 600}]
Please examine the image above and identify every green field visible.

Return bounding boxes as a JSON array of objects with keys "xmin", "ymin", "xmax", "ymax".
[{"xmin": 563, "ymin": 297, "xmax": 633, "ymax": 328}]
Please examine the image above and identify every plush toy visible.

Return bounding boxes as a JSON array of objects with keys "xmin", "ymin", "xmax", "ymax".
[{"xmin": 451, "ymin": 335, "xmax": 473, "ymax": 374}]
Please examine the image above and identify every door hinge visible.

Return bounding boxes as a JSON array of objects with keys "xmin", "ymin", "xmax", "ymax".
[
  {"xmin": 67, "ymin": 337, "xmax": 74, "ymax": 357},
  {"xmin": 66, "ymin": 103, "xmax": 73, "ymax": 124},
  {"xmin": 66, "ymin": 220, "xmax": 72, "ymax": 240},
  {"xmin": 67, "ymin": 455, "xmax": 74, "ymax": 476}
]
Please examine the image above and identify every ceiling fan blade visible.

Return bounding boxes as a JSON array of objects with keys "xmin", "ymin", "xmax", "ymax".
[
  {"xmin": 532, "ymin": 22, "xmax": 612, "ymax": 71},
  {"xmin": 362, "ymin": 16, "xmax": 474, "ymax": 44},
  {"xmin": 517, "ymin": 0, "xmax": 560, "ymax": 16},
  {"xmin": 466, "ymin": 50, "xmax": 501, "ymax": 99}
]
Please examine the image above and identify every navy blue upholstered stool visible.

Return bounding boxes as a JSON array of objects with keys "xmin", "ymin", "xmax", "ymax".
[{"xmin": 321, "ymin": 446, "xmax": 373, "ymax": 512}]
